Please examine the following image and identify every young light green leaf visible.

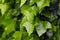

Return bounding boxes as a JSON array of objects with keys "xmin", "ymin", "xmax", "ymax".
[
  {"xmin": 20, "ymin": 17, "xmax": 27, "ymax": 30},
  {"xmin": 23, "ymin": 22, "xmax": 34, "ymax": 36},
  {"xmin": 19, "ymin": 17, "xmax": 28, "ymax": 40},
  {"xmin": 0, "ymin": 3, "xmax": 9, "ymax": 16},
  {"xmin": 36, "ymin": 21, "xmax": 51, "ymax": 36},
  {"xmin": 29, "ymin": 0, "xmax": 35, "ymax": 6},
  {"xmin": 20, "ymin": 0, "xmax": 26, "ymax": 7},
  {"xmin": 21, "ymin": 5, "xmax": 36, "ymax": 22}
]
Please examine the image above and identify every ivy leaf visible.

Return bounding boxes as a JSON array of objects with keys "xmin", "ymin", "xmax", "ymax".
[
  {"xmin": 22, "ymin": 30, "xmax": 39, "ymax": 40},
  {"xmin": 13, "ymin": 31, "xmax": 22, "ymax": 40},
  {"xmin": 52, "ymin": 25, "xmax": 56, "ymax": 32},
  {"xmin": 21, "ymin": 30, "xmax": 29, "ymax": 40},
  {"xmin": 29, "ymin": 0, "xmax": 36, "ymax": 6},
  {"xmin": 19, "ymin": 17, "xmax": 27, "ymax": 40},
  {"xmin": 29, "ymin": 0, "xmax": 50, "ymax": 13},
  {"xmin": 21, "ymin": 5, "xmax": 36, "ymax": 36},
  {"xmin": 2, "ymin": 19, "xmax": 16, "ymax": 38},
  {"xmin": 0, "ymin": 3, "xmax": 9, "ymax": 16},
  {"xmin": 29, "ymin": 0, "xmax": 40, "ymax": 6},
  {"xmin": 36, "ymin": 0, "xmax": 50, "ymax": 13},
  {"xmin": 23, "ymin": 22, "xmax": 34, "ymax": 36},
  {"xmin": 20, "ymin": 17, "xmax": 27, "ymax": 30},
  {"xmin": 1, "ymin": 9, "xmax": 13, "ymax": 26},
  {"xmin": 20, "ymin": 0, "xmax": 26, "ymax": 7},
  {"xmin": 21, "ymin": 5, "xmax": 36, "ymax": 22},
  {"xmin": 36, "ymin": 21, "xmax": 51, "ymax": 36},
  {"xmin": 34, "ymin": 17, "xmax": 40, "ymax": 26}
]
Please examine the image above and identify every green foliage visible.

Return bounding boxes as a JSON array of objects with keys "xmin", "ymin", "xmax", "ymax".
[
  {"xmin": 0, "ymin": 0, "xmax": 60, "ymax": 40},
  {"xmin": 36, "ymin": 21, "xmax": 51, "ymax": 36}
]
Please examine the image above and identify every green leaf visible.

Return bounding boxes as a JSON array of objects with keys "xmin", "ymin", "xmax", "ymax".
[
  {"xmin": 0, "ymin": 0, "xmax": 59, "ymax": 40},
  {"xmin": 52, "ymin": 25, "xmax": 56, "ymax": 32},
  {"xmin": 21, "ymin": 5, "xmax": 36, "ymax": 36},
  {"xmin": 36, "ymin": 21, "xmax": 51, "ymax": 36},
  {"xmin": 34, "ymin": 17, "xmax": 40, "ymax": 26},
  {"xmin": 21, "ymin": 30, "xmax": 29, "ymax": 40},
  {"xmin": 29, "ymin": 0, "xmax": 40, "ymax": 6},
  {"xmin": 2, "ymin": 19, "xmax": 16, "ymax": 38},
  {"xmin": 22, "ymin": 30, "xmax": 39, "ymax": 40},
  {"xmin": 20, "ymin": 0, "xmax": 26, "ymax": 7},
  {"xmin": 30, "ymin": 0, "xmax": 50, "ymax": 13},
  {"xmin": 0, "ymin": 3, "xmax": 9, "ymax": 16},
  {"xmin": 19, "ymin": 17, "xmax": 27, "ymax": 40},
  {"xmin": 21, "ymin": 5, "xmax": 36, "ymax": 35},
  {"xmin": 36, "ymin": 0, "xmax": 50, "ymax": 13},
  {"xmin": 13, "ymin": 31, "xmax": 22, "ymax": 40},
  {"xmin": 1, "ymin": 9, "xmax": 13, "ymax": 26},
  {"xmin": 20, "ymin": 17, "xmax": 27, "ymax": 30},
  {"xmin": 21, "ymin": 5, "xmax": 36, "ymax": 22},
  {"xmin": 23, "ymin": 22, "xmax": 34, "ymax": 36}
]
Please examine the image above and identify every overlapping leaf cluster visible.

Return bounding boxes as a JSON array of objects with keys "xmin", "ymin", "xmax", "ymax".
[{"xmin": 0, "ymin": 0, "xmax": 60, "ymax": 40}]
